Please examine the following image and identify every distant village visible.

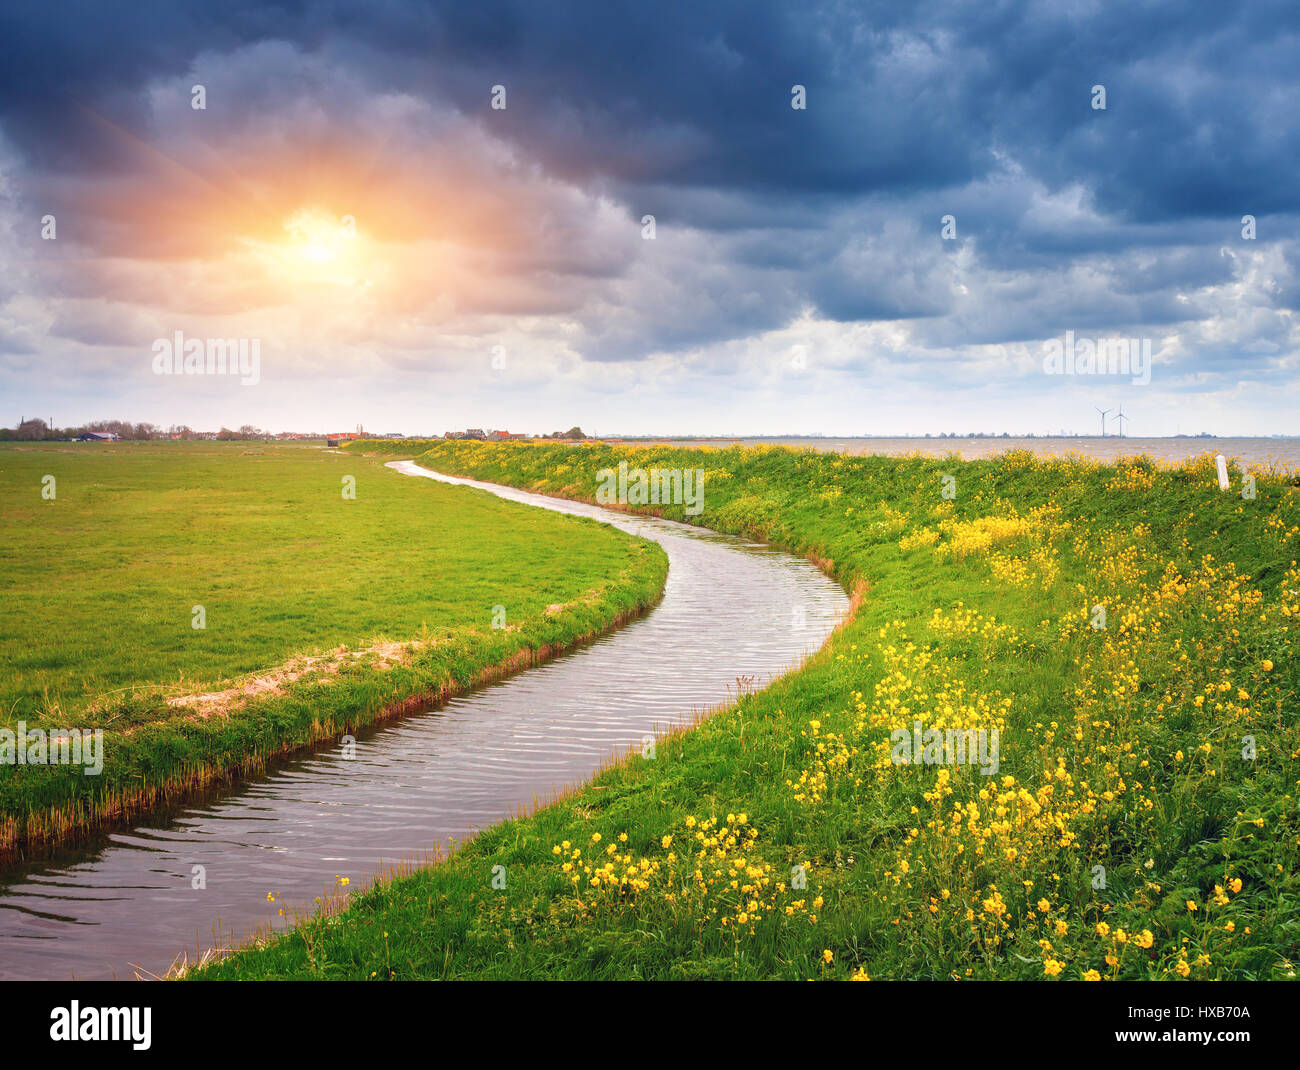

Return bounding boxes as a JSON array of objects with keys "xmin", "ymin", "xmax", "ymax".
[{"xmin": 0, "ymin": 417, "xmax": 592, "ymax": 443}]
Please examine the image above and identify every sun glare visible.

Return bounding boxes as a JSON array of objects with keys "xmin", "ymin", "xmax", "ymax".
[
  {"xmin": 283, "ymin": 208, "xmax": 355, "ymax": 268},
  {"xmin": 239, "ymin": 206, "xmax": 380, "ymax": 292}
]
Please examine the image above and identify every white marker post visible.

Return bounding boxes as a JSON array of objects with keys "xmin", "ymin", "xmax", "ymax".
[{"xmin": 1215, "ymin": 454, "xmax": 1230, "ymax": 492}]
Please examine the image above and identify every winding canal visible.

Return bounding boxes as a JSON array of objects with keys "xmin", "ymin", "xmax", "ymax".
[{"xmin": 0, "ymin": 462, "xmax": 848, "ymax": 979}]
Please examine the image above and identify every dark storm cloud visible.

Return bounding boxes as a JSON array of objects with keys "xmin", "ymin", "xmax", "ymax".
[
  {"xmin": 5, "ymin": 0, "xmax": 1295, "ymax": 211},
  {"xmin": 0, "ymin": 0, "xmax": 288, "ymax": 171}
]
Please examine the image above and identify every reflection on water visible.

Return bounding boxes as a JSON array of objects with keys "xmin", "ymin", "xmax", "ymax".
[{"xmin": 0, "ymin": 463, "xmax": 848, "ymax": 980}]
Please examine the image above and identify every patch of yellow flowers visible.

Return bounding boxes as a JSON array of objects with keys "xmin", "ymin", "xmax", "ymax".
[
  {"xmin": 805, "ymin": 496, "xmax": 1293, "ymax": 978},
  {"xmin": 551, "ymin": 814, "xmax": 824, "ymax": 938}
]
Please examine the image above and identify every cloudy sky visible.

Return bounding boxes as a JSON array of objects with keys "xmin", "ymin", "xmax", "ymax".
[{"xmin": 2, "ymin": 0, "xmax": 1298, "ymax": 436}]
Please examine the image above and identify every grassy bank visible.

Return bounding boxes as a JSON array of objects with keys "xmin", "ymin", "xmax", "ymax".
[
  {"xmin": 195, "ymin": 439, "xmax": 1299, "ymax": 980},
  {"xmin": 0, "ymin": 442, "xmax": 667, "ymax": 860}
]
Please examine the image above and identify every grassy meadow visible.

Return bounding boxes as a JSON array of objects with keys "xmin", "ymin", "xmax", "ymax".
[
  {"xmin": 0, "ymin": 441, "xmax": 667, "ymax": 858},
  {"xmin": 195, "ymin": 438, "xmax": 1299, "ymax": 980}
]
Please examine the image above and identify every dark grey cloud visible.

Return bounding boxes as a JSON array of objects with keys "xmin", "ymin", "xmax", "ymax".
[{"xmin": 4, "ymin": 1, "xmax": 1296, "ymax": 209}]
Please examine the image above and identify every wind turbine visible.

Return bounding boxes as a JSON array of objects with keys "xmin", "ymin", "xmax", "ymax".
[
  {"xmin": 1095, "ymin": 407, "xmax": 1111, "ymax": 437},
  {"xmin": 1115, "ymin": 405, "xmax": 1128, "ymax": 437}
]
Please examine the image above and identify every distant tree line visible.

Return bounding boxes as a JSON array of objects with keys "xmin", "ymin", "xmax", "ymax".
[
  {"xmin": 0, "ymin": 418, "xmax": 271, "ymax": 441},
  {"xmin": 2, "ymin": 419, "xmax": 589, "ymax": 442}
]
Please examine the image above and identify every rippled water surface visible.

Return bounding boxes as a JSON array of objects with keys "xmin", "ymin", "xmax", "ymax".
[{"xmin": 0, "ymin": 463, "xmax": 848, "ymax": 979}]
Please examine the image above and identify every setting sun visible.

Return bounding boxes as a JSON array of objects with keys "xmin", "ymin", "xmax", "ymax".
[
  {"xmin": 233, "ymin": 207, "xmax": 376, "ymax": 290},
  {"xmin": 283, "ymin": 208, "xmax": 356, "ymax": 268}
]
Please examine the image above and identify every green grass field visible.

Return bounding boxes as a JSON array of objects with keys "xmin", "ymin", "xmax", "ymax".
[
  {"xmin": 195, "ymin": 439, "xmax": 1299, "ymax": 980},
  {"xmin": 0, "ymin": 441, "xmax": 667, "ymax": 857}
]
